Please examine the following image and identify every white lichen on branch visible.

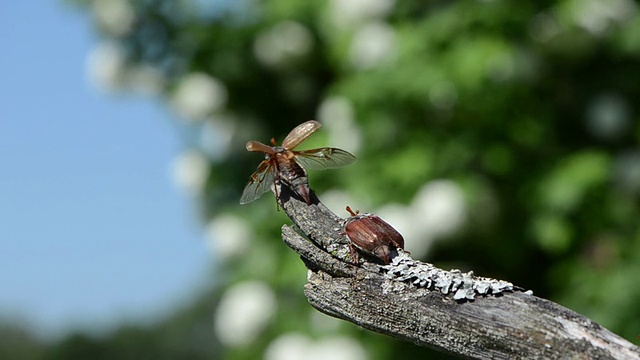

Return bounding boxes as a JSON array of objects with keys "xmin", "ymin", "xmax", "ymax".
[{"xmin": 381, "ymin": 251, "xmax": 533, "ymax": 301}]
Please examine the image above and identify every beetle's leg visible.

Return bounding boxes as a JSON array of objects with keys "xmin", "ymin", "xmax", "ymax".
[{"xmin": 347, "ymin": 242, "xmax": 360, "ymax": 265}]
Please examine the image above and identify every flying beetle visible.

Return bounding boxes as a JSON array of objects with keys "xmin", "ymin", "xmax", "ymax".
[{"xmin": 240, "ymin": 120, "xmax": 356, "ymax": 205}]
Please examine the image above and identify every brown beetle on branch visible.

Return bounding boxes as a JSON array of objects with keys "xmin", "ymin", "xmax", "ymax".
[
  {"xmin": 240, "ymin": 120, "xmax": 356, "ymax": 205},
  {"xmin": 343, "ymin": 206, "xmax": 406, "ymax": 264}
]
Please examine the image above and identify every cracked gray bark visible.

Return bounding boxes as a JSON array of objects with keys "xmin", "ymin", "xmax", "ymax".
[{"xmin": 276, "ymin": 187, "xmax": 640, "ymax": 359}]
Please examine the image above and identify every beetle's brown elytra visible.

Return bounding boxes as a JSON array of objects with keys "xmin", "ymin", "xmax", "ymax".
[{"xmin": 343, "ymin": 206, "xmax": 405, "ymax": 264}]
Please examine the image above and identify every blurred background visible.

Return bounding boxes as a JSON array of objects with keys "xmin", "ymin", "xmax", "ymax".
[{"xmin": 3, "ymin": 0, "xmax": 640, "ymax": 358}]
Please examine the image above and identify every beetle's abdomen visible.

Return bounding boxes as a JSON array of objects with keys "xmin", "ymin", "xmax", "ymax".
[{"xmin": 275, "ymin": 153, "xmax": 312, "ymax": 204}]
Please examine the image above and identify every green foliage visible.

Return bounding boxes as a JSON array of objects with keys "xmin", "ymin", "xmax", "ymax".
[{"xmin": 27, "ymin": 0, "xmax": 640, "ymax": 358}]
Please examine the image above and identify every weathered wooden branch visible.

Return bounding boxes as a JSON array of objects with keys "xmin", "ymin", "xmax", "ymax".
[{"xmin": 276, "ymin": 187, "xmax": 640, "ymax": 359}]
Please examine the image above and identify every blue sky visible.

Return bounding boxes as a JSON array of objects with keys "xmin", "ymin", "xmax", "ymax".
[{"xmin": 0, "ymin": 3, "xmax": 213, "ymax": 338}]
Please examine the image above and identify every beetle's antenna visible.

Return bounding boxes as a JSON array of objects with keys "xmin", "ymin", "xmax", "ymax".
[{"xmin": 345, "ymin": 206, "xmax": 359, "ymax": 217}]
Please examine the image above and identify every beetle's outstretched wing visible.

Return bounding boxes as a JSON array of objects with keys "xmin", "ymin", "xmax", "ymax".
[
  {"xmin": 294, "ymin": 147, "xmax": 357, "ymax": 170},
  {"xmin": 282, "ymin": 120, "xmax": 321, "ymax": 149},
  {"xmin": 246, "ymin": 140, "xmax": 275, "ymax": 154},
  {"xmin": 240, "ymin": 160, "xmax": 276, "ymax": 204}
]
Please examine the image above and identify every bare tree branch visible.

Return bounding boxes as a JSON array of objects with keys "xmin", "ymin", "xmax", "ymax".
[{"xmin": 277, "ymin": 187, "xmax": 640, "ymax": 359}]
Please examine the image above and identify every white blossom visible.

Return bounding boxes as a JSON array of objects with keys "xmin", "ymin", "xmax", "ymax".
[
  {"xmin": 127, "ymin": 64, "xmax": 165, "ymax": 96},
  {"xmin": 170, "ymin": 151, "xmax": 210, "ymax": 197},
  {"xmin": 92, "ymin": 0, "xmax": 135, "ymax": 37},
  {"xmin": 313, "ymin": 336, "xmax": 369, "ymax": 360},
  {"xmin": 569, "ymin": 0, "xmax": 636, "ymax": 35},
  {"xmin": 205, "ymin": 214, "xmax": 252, "ymax": 261},
  {"xmin": 85, "ymin": 42, "xmax": 127, "ymax": 92},
  {"xmin": 200, "ymin": 117, "xmax": 237, "ymax": 161},
  {"xmin": 317, "ymin": 96, "xmax": 361, "ymax": 154},
  {"xmin": 585, "ymin": 94, "xmax": 631, "ymax": 141},
  {"xmin": 85, "ymin": 42, "xmax": 165, "ymax": 95},
  {"xmin": 254, "ymin": 21, "xmax": 313, "ymax": 67},
  {"xmin": 349, "ymin": 22, "xmax": 396, "ymax": 70},
  {"xmin": 264, "ymin": 333, "xmax": 368, "ymax": 360},
  {"xmin": 329, "ymin": 0, "xmax": 395, "ymax": 30},
  {"xmin": 264, "ymin": 333, "xmax": 311, "ymax": 360},
  {"xmin": 170, "ymin": 73, "xmax": 227, "ymax": 122},
  {"xmin": 214, "ymin": 281, "xmax": 277, "ymax": 347},
  {"xmin": 411, "ymin": 180, "xmax": 467, "ymax": 240}
]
